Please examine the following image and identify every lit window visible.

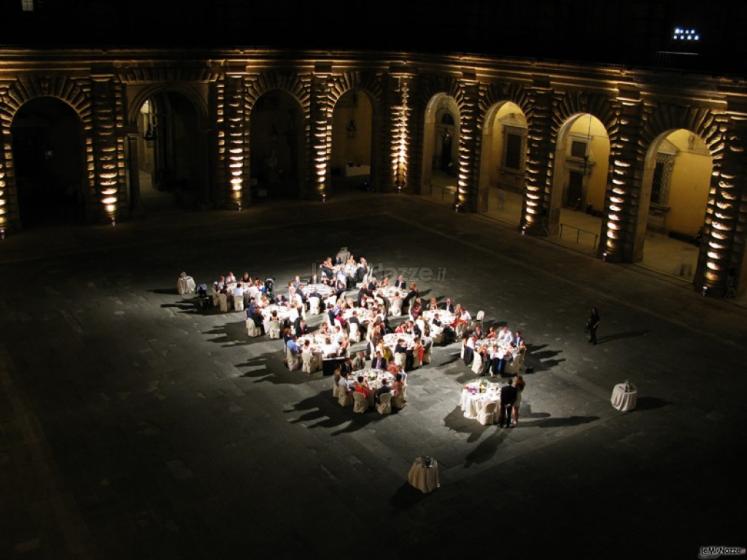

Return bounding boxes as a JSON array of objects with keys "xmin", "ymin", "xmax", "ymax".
[{"xmin": 21, "ymin": 0, "xmax": 34, "ymax": 11}]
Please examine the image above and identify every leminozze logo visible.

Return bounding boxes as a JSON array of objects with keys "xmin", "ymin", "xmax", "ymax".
[{"xmin": 699, "ymin": 546, "xmax": 746, "ymax": 560}]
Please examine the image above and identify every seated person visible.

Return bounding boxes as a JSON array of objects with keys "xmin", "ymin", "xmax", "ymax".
[
  {"xmin": 354, "ymin": 376, "xmax": 373, "ymax": 400},
  {"xmin": 375, "ymin": 378, "xmax": 392, "ymax": 403}
]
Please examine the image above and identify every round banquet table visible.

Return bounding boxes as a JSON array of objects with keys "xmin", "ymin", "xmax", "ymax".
[
  {"xmin": 261, "ymin": 304, "xmax": 294, "ymax": 321},
  {"xmin": 408, "ymin": 456, "xmax": 440, "ymax": 493},
  {"xmin": 460, "ymin": 381, "xmax": 501, "ymax": 419},
  {"xmin": 422, "ymin": 309, "xmax": 455, "ymax": 325},
  {"xmin": 383, "ymin": 332, "xmax": 416, "ymax": 352},
  {"xmin": 301, "ymin": 283, "xmax": 335, "ymax": 298},
  {"xmin": 611, "ymin": 383, "xmax": 638, "ymax": 412},
  {"xmin": 375, "ymin": 286, "xmax": 407, "ymax": 299}
]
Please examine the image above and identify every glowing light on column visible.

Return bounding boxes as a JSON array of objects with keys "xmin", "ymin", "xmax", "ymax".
[{"xmin": 390, "ymin": 77, "xmax": 410, "ymax": 192}]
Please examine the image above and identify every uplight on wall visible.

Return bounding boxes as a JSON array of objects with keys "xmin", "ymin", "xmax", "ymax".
[{"xmin": 673, "ymin": 28, "xmax": 699, "ymax": 41}]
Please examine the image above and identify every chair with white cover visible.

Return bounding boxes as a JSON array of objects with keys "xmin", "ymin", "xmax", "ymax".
[
  {"xmin": 389, "ymin": 301, "xmax": 402, "ymax": 317},
  {"xmin": 332, "ymin": 376, "xmax": 340, "ymax": 398},
  {"xmin": 246, "ymin": 319, "xmax": 261, "ymax": 338},
  {"xmin": 218, "ymin": 293, "xmax": 229, "ymax": 313},
  {"xmin": 392, "ymin": 390, "xmax": 406, "ymax": 410},
  {"xmin": 394, "ymin": 352, "xmax": 407, "ymax": 371},
  {"xmin": 287, "ymin": 349, "xmax": 300, "ymax": 371},
  {"xmin": 471, "ymin": 352, "xmax": 483, "ymax": 375},
  {"xmin": 308, "ymin": 296, "xmax": 321, "ymax": 315},
  {"xmin": 376, "ymin": 392, "xmax": 392, "ymax": 415},
  {"xmin": 338, "ymin": 388, "xmax": 353, "ymax": 407},
  {"xmin": 475, "ymin": 310, "xmax": 485, "ymax": 326},
  {"xmin": 177, "ymin": 275, "xmax": 196, "ymax": 295},
  {"xmin": 268, "ymin": 319, "xmax": 281, "ymax": 339},
  {"xmin": 302, "ymin": 349, "xmax": 315, "ymax": 374},
  {"xmin": 478, "ymin": 401, "xmax": 498, "ymax": 426},
  {"xmin": 422, "ymin": 346, "xmax": 432, "ymax": 365},
  {"xmin": 349, "ymin": 322, "xmax": 361, "ymax": 343},
  {"xmin": 233, "ymin": 296, "xmax": 244, "ymax": 312},
  {"xmin": 352, "ymin": 391, "xmax": 369, "ymax": 414},
  {"xmin": 505, "ymin": 348, "xmax": 526, "ymax": 375}
]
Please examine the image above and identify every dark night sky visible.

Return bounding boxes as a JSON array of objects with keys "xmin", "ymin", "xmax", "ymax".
[{"xmin": 1, "ymin": 0, "xmax": 745, "ymax": 74}]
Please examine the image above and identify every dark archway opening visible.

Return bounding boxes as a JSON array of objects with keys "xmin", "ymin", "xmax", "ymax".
[
  {"xmin": 135, "ymin": 92, "xmax": 208, "ymax": 211},
  {"xmin": 330, "ymin": 90, "xmax": 373, "ymax": 194},
  {"xmin": 250, "ymin": 90, "xmax": 304, "ymax": 200},
  {"xmin": 11, "ymin": 97, "xmax": 86, "ymax": 227}
]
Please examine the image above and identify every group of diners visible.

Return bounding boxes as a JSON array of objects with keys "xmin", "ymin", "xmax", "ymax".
[
  {"xmin": 205, "ymin": 271, "xmax": 276, "ymax": 313},
  {"xmin": 334, "ymin": 367, "xmax": 407, "ymax": 414},
  {"xmin": 460, "ymin": 323, "xmax": 527, "ymax": 377}
]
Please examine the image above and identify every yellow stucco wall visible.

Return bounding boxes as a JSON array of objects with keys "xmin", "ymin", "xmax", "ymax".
[
  {"xmin": 663, "ymin": 129, "xmax": 712, "ymax": 237},
  {"xmin": 331, "ymin": 91, "xmax": 373, "ymax": 170},
  {"xmin": 567, "ymin": 115, "xmax": 609, "ymax": 212}
]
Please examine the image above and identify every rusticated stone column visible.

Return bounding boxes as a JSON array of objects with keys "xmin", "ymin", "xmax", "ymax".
[
  {"xmin": 214, "ymin": 67, "xmax": 249, "ymax": 210},
  {"xmin": 697, "ymin": 108, "xmax": 747, "ymax": 296},
  {"xmin": 309, "ymin": 64, "xmax": 331, "ymax": 201},
  {"xmin": 455, "ymin": 75, "xmax": 479, "ymax": 212},
  {"xmin": 90, "ymin": 72, "xmax": 128, "ymax": 224},
  {"xmin": 521, "ymin": 84, "xmax": 554, "ymax": 234},
  {"xmin": 601, "ymin": 89, "xmax": 644, "ymax": 262},
  {"xmin": 385, "ymin": 69, "xmax": 414, "ymax": 193}
]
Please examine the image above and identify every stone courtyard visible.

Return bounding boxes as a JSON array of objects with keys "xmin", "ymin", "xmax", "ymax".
[{"xmin": 1, "ymin": 194, "xmax": 745, "ymax": 559}]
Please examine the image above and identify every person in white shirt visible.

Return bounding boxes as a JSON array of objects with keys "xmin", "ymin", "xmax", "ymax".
[{"xmin": 321, "ymin": 337, "xmax": 340, "ymax": 358}]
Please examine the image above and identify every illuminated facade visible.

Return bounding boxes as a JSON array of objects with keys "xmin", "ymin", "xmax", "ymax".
[{"xmin": 0, "ymin": 48, "xmax": 745, "ymax": 295}]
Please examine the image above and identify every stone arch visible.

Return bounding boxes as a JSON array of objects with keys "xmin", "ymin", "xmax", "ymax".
[
  {"xmin": 411, "ymin": 75, "xmax": 466, "ymax": 196},
  {"xmin": 326, "ymin": 72, "xmax": 385, "ymax": 192},
  {"xmin": 127, "ymin": 82, "xmax": 209, "ymax": 128},
  {"xmin": 0, "ymin": 75, "xmax": 93, "ymax": 232},
  {"xmin": 633, "ymin": 103, "xmax": 728, "ymax": 287},
  {"xmin": 548, "ymin": 91, "xmax": 618, "ymax": 225},
  {"xmin": 476, "ymin": 82, "xmax": 532, "ymax": 216},
  {"xmin": 244, "ymin": 71, "xmax": 311, "ymax": 198}
]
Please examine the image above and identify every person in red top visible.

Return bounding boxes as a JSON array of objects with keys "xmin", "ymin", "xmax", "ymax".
[{"xmin": 354, "ymin": 376, "xmax": 372, "ymax": 400}]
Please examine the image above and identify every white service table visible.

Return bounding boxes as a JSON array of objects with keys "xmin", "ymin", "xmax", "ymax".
[
  {"xmin": 408, "ymin": 456, "xmax": 440, "ymax": 493},
  {"xmin": 460, "ymin": 381, "xmax": 501, "ymax": 419},
  {"xmin": 611, "ymin": 383, "xmax": 638, "ymax": 412}
]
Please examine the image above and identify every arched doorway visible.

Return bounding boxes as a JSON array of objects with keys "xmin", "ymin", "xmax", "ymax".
[
  {"xmin": 638, "ymin": 129, "xmax": 713, "ymax": 280},
  {"xmin": 249, "ymin": 90, "xmax": 305, "ymax": 200},
  {"xmin": 133, "ymin": 91, "xmax": 208, "ymax": 211},
  {"xmin": 478, "ymin": 101, "xmax": 527, "ymax": 224},
  {"xmin": 330, "ymin": 90, "xmax": 373, "ymax": 194},
  {"xmin": 421, "ymin": 93, "xmax": 460, "ymax": 202},
  {"xmin": 550, "ymin": 113, "xmax": 610, "ymax": 253},
  {"xmin": 11, "ymin": 97, "xmax": 86, "ymax": 227}
]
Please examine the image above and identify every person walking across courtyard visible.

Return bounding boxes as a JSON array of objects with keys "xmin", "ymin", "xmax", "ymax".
[{"xmin": 586, "ymin": 306, "xmax": 600, "ymax": 345}]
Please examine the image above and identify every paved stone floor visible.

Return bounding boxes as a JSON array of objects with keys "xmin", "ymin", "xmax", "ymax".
[{"xmin": 1, "ymin": 194, "xmax": 746, "ymax": 559}]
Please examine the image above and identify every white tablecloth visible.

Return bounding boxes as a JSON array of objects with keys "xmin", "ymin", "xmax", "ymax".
[
  {"xmin": 301, "ymin": 283, "xmax": 335, "ymax": 298},
  {"xmin": 460, "ymin": 381, "xmax": 501, "ymax": 419},
  {"xmin": 383, "ymin": 333, "xmax": 416, "ymax": 352},
  {"xmin": 408, "ymin": 457, "xmax": 440, "ymax": 493},
  {"xmin": 611, "ymin": 383, "xmax": 637, "ymax": 412}
]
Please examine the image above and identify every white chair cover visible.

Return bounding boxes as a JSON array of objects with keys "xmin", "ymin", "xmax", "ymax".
[
  {"xmin": 233, "ymin": 297, "xmax": 244, "ymax": 312},
  {"xmin": 376, "ymin": 392, "xmax": 392, "ymax": 415},
  {"xmin": 349, "ymin": 322, "xmax": 361, "ymax": 343},
  {"xmin": 352, "ymin": 391, "xmax": 369, "ymax": 414},
  {"xmin": 478, "ymin": 401, "xmax": 497, "ymax": 426},
  {"xmin": 476, "ymin": 310, "xmax": 485, "ymax": 322},
  {"xmin": 332, "ymin": 378, "xmax": 340, "ymax": 398},
  {"xmin": 246, "ymin": 319, "xmax": 260, "ymax": 338},
  {"xmin": 392, "ymin": 392, "xmax": 406, "ymax": 409},
  {"xmin": 268, "ymin": 320, "xmax": 281, "ymax": 339},
  {"xmin": 308, "ymin": 297, "xmax": 321, "ymax": 315},
  {"xmin": 218, "ymin": 293, "xmax": 228, "ymax": 313},
  {"xmin": 338, "ymin": 388, "xmax": 353, "ymax": 407},
  {"xmin": 287, "ymin": 349, "xmax": 300, "ymax": 371},
  {"xmin": 394, "ymin": 352, "xmax": 407, "ymax": 370},
  {"xmin": 471, "ymin": 352, "xmax": 483, "ymax": 374},
  {"xmin": 302, "ymin": 350, "xmax": 314, "ymax": 374},
  {"xmin": 505, "ymin": 349, "xmax": 525, "ymax": 375}
]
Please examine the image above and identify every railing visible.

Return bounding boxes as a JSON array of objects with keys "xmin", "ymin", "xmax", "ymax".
[{"xmin": 559, "ymin": 223, "xmax": 599, "ymax": 251}]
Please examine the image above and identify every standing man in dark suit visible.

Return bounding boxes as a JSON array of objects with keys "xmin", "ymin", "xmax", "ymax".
[{"xmin": 499, "ymin": 378, "xmax": 518, "ymax": 428}]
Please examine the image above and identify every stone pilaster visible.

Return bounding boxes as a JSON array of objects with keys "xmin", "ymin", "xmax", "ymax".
[
  {"xmin": 385, "ymin": 70, "xmax": 413, "ymax": 193},
  {"xmin": 456, "ymin": 75, "xmax": 479, "ymax": 212},
  {"xmin": 220, "ymin": 69, "xmax": 249, "ymax": 210},
  {"xmin": 601, "ymin": 90, "xmax": 644, "ymax": 262},
  {"xmin": 309, "ymin": 65, "xmax": 331, "ymax": 201},
  {"xmin": 521, "ymin": 84, "xmax": 554, "ymax": 234},
  {"xmin": 696, "ymin": 109, "xmax": 747, "ymax": 296},
  {"xmin": 90, "ymin": 72, "xmax": 127, "ymax": 225}
]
